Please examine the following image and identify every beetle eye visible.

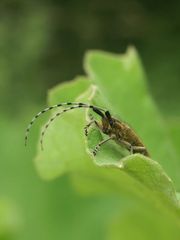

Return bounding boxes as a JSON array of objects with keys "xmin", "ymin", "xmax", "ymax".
[
  {"xmin": 105, "ymin": 111, "xmax": 114, "ymax": 127},
  {"xmin": 109, "ymin": 119, "xmax": 114, "ymax": 127}
]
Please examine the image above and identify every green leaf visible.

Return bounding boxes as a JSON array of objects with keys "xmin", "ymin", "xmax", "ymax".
[
  {"xmin": 71, "ymin": 152, "xmax": 179, "ymax": 210},
  {"xmin": 34, "ymin": 48, "xmax": 180, "ymax": 238},
  {"xmin": 35, "ymin": 48, "xmax": 179, "ymax": 205},
  {"xmin": 35, "ymin": 76, "xmax": 92, "ymax": 180},
  {"xmin": 0, "ymin": 199, "xmax": 22, "ymax": 239},
  {"xmin": 120, "ymin": 154, "xmax": 178, "ymax": 207},
  {"xmin": 84, "ymin": 47, "xmax": 180, "ymax": 189}
]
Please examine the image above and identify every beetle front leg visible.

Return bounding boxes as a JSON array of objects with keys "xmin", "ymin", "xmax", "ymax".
[{"xmin": 84, "ymin": 117, "xmax": 102, "ymax": 136}]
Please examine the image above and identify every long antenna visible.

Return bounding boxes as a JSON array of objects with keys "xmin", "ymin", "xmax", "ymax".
[
  {"xmin": 40, "ymin": 105, "xmax": 87, "ymax": 150},
  {"xmin": 25, "ymin": 102, "xmax": 106, "ymax": 146}
]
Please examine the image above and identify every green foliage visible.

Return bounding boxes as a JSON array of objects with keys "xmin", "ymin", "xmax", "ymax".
[
  {"xmin": 1, "ymin": 2, "xmax": 180, "ymax": 240},
  {"xmin": 0, "ymin": 199, "xmax": 21, "ymax": 239},
  {"xmin": 35, "ymin": 48, "xmax": 180, "ymax": 239}
]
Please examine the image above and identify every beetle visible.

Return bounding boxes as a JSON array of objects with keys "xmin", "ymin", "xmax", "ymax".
[{"xmin": 25, "ymin": 102, "xmax": 149, "ymax": 156}]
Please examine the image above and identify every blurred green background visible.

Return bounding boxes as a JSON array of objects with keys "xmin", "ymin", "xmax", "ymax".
[{"xmin": 0, "ymin": 1, "xmax": 180, "ymax": 239}]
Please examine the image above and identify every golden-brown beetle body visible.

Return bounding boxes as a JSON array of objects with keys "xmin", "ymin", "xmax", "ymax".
[{"xmin": 101, "ymin": 115, "xmax": 149, "ymax": 157}]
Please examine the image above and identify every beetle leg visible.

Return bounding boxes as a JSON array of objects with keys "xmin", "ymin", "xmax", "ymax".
[
  {"xmin": 119, "ymin": 139, "xmax": 147, "ymax": 155},
  {"xmin": 118, "ymin": 139, "xmax": 132, "ymax": 152},
  {"xmin": 130, "ymin": 146, "xmax": 148, "ymax": 156},
  {"xmin": 118, "ymin": 140, "xmax": 138, "ymax": 154},
  {"xmin": 92, "ymin": 136, "xmax": 114, "ymax": 156},
  {"xmin": 84, "ymin": 118, "xmax": 102, "ymax": 136}
]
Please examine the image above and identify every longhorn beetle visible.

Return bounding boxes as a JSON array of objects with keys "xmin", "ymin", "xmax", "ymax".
[{"xmin": 25, "ymin": 102, "xmax": 149, "ymax": 157}]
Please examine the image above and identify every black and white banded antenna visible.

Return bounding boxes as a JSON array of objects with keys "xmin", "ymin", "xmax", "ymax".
[{"xmin": 25, "ymin": 102, "xmax": 106, "ymax": 147}]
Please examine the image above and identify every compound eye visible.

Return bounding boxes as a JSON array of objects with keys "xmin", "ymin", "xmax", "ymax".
[{"xmin": 109, "ymin": 119, "xmax": 114, "ymax": 127}]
